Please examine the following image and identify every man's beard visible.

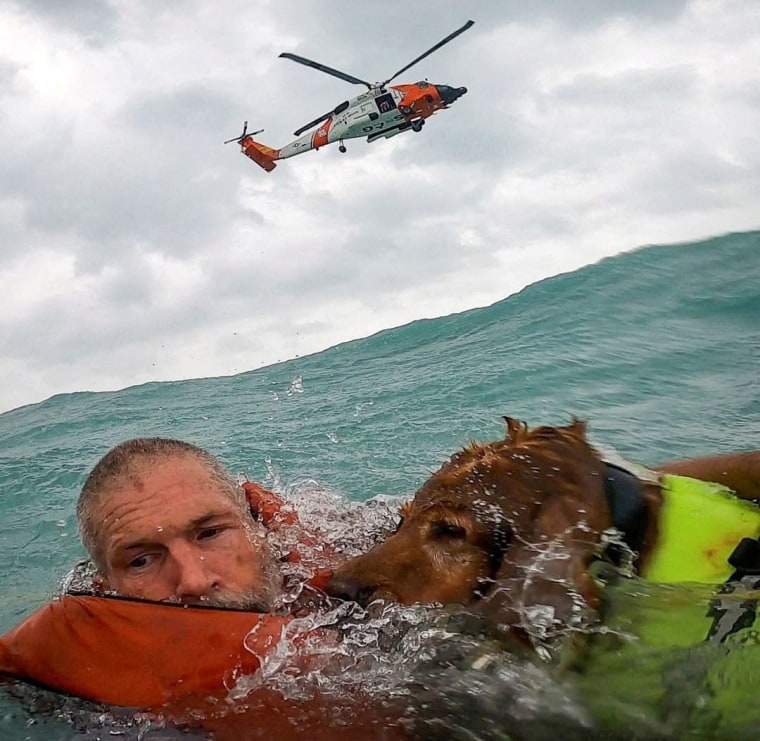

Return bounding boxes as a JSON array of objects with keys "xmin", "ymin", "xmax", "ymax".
[{"xmin": 194, "ymin": 587, "xmax": 274, "ymax": 611}]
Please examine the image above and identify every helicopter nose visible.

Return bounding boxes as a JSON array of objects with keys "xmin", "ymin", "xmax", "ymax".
[{"xmin": 437, "ymin": 84, "xmax": 468, "ymax": 105}]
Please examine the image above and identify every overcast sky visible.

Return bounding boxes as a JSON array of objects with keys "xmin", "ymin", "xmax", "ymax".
[{"xmin": 1, "ymin": 1, "xmax": 758, "ymax": 414}]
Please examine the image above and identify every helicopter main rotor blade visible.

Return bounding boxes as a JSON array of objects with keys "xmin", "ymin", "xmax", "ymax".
[
  {"xmin": 381, "ymin": 19, "xmax": 474, "ymax": 86},
  {"xmin": 279, "ymin": 52, "xmax": 372, "ymax": 89}
]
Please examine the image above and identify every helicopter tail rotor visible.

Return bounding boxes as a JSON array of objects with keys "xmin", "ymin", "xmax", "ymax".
[{"xmin": 224, "ymin": 121, "xmax": 265, "ymax": 145}]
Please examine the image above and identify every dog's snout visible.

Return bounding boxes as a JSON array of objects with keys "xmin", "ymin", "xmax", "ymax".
[{"xmin": 325, "ymin": 574, "xmax": 371, "ymax": 604}]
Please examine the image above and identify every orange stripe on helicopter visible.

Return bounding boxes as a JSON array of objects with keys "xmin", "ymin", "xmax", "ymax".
[{"xmin": 311, "ymin": 118, "xmax": 333, "ymax": 149}]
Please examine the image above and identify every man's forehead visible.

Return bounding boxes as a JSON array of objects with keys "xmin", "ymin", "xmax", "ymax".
[
  {"xmin": 99, "ymin": 456, "xmax": 234, "ymax": 513},
  {"xmin": 98, "ymin": 460, "xmax": 240, "ymax": 537}
]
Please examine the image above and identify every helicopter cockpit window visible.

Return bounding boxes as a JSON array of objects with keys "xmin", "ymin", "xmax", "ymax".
[
  {"xmin": 374, "ymin": 93, "xmax": 396, "ymax": 114},
  {"xmin": 333, "ymin": 101, "xmax": 350, "ymax": 115}
]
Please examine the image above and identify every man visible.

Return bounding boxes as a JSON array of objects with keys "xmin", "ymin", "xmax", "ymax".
[
  {"xmin": 0, "ymin": 437, "xmax": 346, "ymax": 717},
  {"xmin": 76, "ymin": 437, "xmax": 281, "ymax": 609},
  {"xmin": 1, "ymin": 438, "xmax": 407, "ymax": 738}
]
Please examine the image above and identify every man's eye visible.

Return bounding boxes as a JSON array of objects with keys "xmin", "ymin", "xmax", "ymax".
[
  {"xmin": 432, "ymin": 521, "xmax": 467, "ymax": 539},
  {"xmin": 198, "ymin": 526, "xmax": 225, "ymax": 541},
  {"xmin": 128, "ymin": 554, "xmax": 153, "ymax": 570}
]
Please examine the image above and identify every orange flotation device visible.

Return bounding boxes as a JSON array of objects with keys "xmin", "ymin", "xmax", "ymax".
[
  {"xmin": 0, "ymin": 484, "xmax": 340, "ymax": 715},
  {"xmin": 0, "ymin": 593, "xmax": 293, "ymax": 708}
]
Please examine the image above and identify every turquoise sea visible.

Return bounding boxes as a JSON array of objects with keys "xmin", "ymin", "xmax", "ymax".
[{"xmin": 1, "ymin": 230, "xmax": 759, "ymax": 739}]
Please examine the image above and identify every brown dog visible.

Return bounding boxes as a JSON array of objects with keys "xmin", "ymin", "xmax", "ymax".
[{"xmin": 326, "ymin": 418, "xmax": 760, "ymax": 638}]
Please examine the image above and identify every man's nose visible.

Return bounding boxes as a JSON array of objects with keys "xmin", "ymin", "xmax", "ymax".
[{"xmin": 171, "ymin": 543, "xmax": 217, "ymax": 601}]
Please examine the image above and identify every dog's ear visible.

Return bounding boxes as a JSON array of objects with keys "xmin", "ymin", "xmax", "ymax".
[
  {"xmin": 568, "ymin": 417, "xmax": 588, "ymax": 440},
  {"xmin": 503, "ymin": 416, "xmax": 527, "ymax": 443}
]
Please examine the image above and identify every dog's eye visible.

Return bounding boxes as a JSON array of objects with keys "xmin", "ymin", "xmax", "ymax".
[{"xmin": 432, "ymin": 521, "xmax": 468, "ymax": 539}]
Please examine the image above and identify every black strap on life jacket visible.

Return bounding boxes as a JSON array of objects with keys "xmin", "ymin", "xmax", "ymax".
[
  {"xmin": 602, "ymin": 463, "xmax": 649, "ymax": 565},
  {"xmin": 705, "ymin": 537, "xmax": 760, "ymax": 643},
  {"xmin": 727, "ymin": 536, "xmax": 760, "ymax": 579}
]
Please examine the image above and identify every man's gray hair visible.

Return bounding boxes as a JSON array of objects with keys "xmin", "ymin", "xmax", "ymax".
[{"xmin": 77, "ymin": 437, "xmax": 247, "ymax": 572}]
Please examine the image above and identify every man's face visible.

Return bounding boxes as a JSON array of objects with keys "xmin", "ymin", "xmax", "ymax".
[{"xmin": 94, "ymin": 456, "xmax": 277, "ymax": 608}]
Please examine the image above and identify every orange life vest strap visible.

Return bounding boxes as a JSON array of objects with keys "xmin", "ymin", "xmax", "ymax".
[
  {"xmin": 244, "ymin": 481, "xmax": 300, "ymax": 527},
  {"xmin": 243, "ymin": 481, "xmax": 340, "ymax": 578}
]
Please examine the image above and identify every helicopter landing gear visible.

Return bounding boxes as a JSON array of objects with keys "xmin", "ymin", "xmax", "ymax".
[
  {"xmin": 411, "ymin": 119, "xmax": 425, "ymax": 133},
  {"xmin": 338, "ymin": 142, "xmax": 347, "ymax": 153}
]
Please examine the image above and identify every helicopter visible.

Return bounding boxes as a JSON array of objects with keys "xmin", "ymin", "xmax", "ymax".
[{"xmin": 225, "ymin": 20, "xmax": 474, "ymax": 172}]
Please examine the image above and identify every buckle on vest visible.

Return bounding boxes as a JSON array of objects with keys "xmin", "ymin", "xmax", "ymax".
[{"xmin": 728, "ymin": 537, "xmax": 760, "ymax": 576}]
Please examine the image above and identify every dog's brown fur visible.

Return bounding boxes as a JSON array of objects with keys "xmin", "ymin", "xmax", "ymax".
[{"xmin": 327, "ymin": 418, "xmax": 760, "ymax": 636}]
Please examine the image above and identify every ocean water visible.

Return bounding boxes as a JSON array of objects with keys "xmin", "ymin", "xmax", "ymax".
[{"xmin": 0, "ymin": 230, "xmax": 759, "ymax": 739}]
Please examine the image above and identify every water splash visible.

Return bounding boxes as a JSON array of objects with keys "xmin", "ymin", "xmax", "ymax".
[
  {"xmin": 285, "ymin": 375, "xmax": 304, "ymax": 396},
  {"xmin": 37, "ymin": 479, "xmax": 760, "ymax": 739}
]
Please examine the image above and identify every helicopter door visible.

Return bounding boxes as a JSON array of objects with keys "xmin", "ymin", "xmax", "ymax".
[{"xmin": 374, "ymin": 93, "xmax": 396, "ymax": 114}]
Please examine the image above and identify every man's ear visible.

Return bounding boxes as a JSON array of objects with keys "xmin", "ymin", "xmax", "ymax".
[{"xmin": 92, "ymin": 573, "xmax": 109, "ymax": 592}]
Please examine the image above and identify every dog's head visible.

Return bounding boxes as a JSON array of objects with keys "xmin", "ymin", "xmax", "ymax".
[{"xmin": 327, "ymin": 418, "xmax": 613, "ymax": 633}]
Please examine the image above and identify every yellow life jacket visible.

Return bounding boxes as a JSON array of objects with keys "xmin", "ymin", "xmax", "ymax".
[{"xmin": 641, "ymin": 474, "xmax": 760, "ymax": 584}]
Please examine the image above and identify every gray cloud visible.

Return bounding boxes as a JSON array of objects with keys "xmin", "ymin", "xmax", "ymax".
[{"xmin": 7, "ymin": 0, "xmax": 119, "ymax": 45}]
